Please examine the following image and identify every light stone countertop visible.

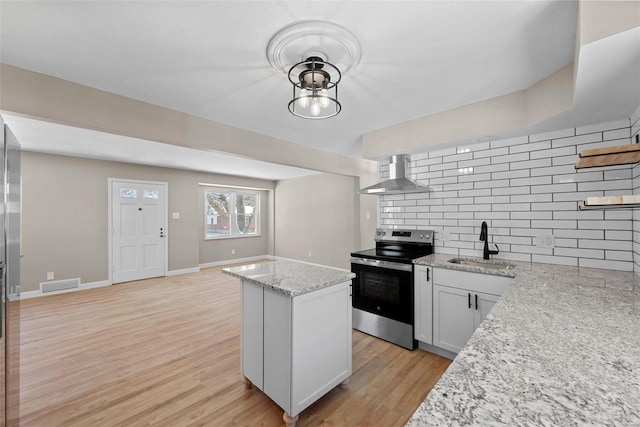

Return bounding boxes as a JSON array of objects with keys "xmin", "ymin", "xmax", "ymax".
[
  {"xmin": 222, "ymin": 259, "xmax": 355, "ymax": 297},
  {"xmin": 407, "ymin": 258, "xmax": 640, "ymax": 426}
]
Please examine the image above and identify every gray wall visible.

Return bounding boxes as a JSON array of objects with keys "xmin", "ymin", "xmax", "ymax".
[
  {"xmin": 274, "ymin": 173, "xmax": 358, "ymax": 270},
  {"xmin": 379, "ymin": 119, "xmax": 636, "ymax": 271},
  {"xmin": 21, "ymin": 152, "xmax": 275, "ymax": 292}
]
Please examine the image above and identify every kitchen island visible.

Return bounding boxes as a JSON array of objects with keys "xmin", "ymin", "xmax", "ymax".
[
  {"xmin": 408, "ymin": 255, "xmax": 640, "ymax": 426},
  {"xmin": 222, "ymin": 259, "xmax": 354, "ymax": 427}
]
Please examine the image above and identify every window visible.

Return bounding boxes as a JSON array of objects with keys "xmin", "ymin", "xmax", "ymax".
[{"xmin": 205, "ymin": 190, "xmax": 260, "ymax": 239}]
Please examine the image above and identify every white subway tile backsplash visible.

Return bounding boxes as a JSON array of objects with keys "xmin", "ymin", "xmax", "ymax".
[
  {"xmin": 578, "ymin": 180, "xmax": 632, "ymax": 192},
  {"xmin": 490, "ymin": 135, "xmax": 529, "ymax": 148},
  {"xmin": 555, "ymin": 229, "xmax": 604, "ymax": 239},
  {"xmin": 474, "ymin": 164, "xmax": 509, "ymax": 174},
  {"xmin": 429, "ymin": 147, "xmax": 457, "ymax": 158},
  {"xmin": 551, "ymin": 132, "xmax": 602, "ymax": 148},
  {"xmin": 603, "ymin": 128, "xmax": 631, "ymax": 140},
  {"xmin": 509, "ymin": 140, "xmax": 550, "ymax": 154},
  {"xmin": 510, "ymin": 158, "xmax": 552, "ymax": 171},
  {"xmin": 474, "ymin": 195, "xmax": 510, "ymax": 204},
  {"xmin": 493, "ymin": 169, "xmax": 530, "ymax": 180},
  {"xmin": 530, "ymin": 165, "xmax": 576, "ymax": 177},
  {"xmin": 553, "ymin": 171, "xmax": 603, "ymax": 184},
  {"xmin": 578, "ymin": 258, "xmax": 633, "ymax": 271},
  {"xmin": 529, "ymin": 128, "xmax": 574, "ymax": 142},
  {"xmin": 553, "ymin": 210, "xmax": 603, "ymax": 220},
  {"xmin": 554, "ymin": 247, "xmax": 603, "ymax": 259},
  {"xmin": 474, "ymin": 147, "xmax": 508, "ymax": 159},
  {"xmin": 604, "ymin": 168, "xmax": 632, "ymax": 180},
  {"xmin": 531, "ymin": 183, "xmax": 577, "ymax": 194},
  {"xmin": 458, "ymin": 173, "xmax": 492, "ymax": 183},
  {"xmin": 575, "ymin": 119, "xmax": 630, "ymax": 135},
  {"xmin": 554, "ymin": 238, "xmax": 577, "ymax": 248},
  {"xmin": 531, "ymin": 220, "xmax": 577, "ymax": 229},
  {"xmin": 491, "ymin": 152, "xmax": 530, "ymax": 164},
  {"xmin": 493, "ymin": 203, "xmax": 530, "ymax": 211},
  {"xmin": 552, "ymin": 191, "xmax": 603, "ymax": 202},
  {"xmin": 606, "ymin": 230, "xmax": 633, "ymax": 240},
  {"xmin": 530, "ymin": 146, "xmax": 576, "ymax": 159},
  {"xmin": 532, "ymin": 254, "xmax": 578, "ymax": 266},
  {"xmin": 577, "ymin": 220, "xmax": 631, "ymax": 230},
  {"xmin": 510, "ymin": 176, "xmax": 552, "ymax": 187},
  {"xmin": 605, "ymin": 250, "xmax": 633, "ymax": 262},
  {"xmin": 474, "ymin": 179, "xmax": 510, "ymax": 189},
  {"xmin": 511, "ymin": 211, "xmax": 553, "ymax": 220},
  {"xmin": 510, "ymin": 193, "xmax": 553, "ymax": 203},
  {"xmin": 579, "ymin": 239, "xmax": 632, "ymax": 251},
  {"xmin": 458, "ymin": 158, "xmax": 491, "ymax": 168},
  {"xmin": 378, "ymin": 120, "xmax": 636, "ymax": 272},
  {"xmin": 531, "ymin": 201, "xmax": 577, "ymax": 211},
  {"xmin": 492, "ymin": 186, "xmax": 531, "ymax": 196}
]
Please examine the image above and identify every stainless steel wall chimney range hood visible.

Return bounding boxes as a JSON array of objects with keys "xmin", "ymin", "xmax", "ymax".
[{"xmin": 359, "ymin": 154, "xmax": 430, "ymax": 195}]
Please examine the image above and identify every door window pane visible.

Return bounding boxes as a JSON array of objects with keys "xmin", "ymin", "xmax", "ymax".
[
  {"xmin": 143, "ymin": 190, "xmax": 159, "ymax": 199},
  {"xmin": 120, "ymin": 188, "xmax": 137, "ymax": 198}
]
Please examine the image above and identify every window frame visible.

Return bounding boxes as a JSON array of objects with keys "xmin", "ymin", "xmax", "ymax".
[{"xmin": 204, "ymin": 189, "xmax": 260, "ymax": 240}]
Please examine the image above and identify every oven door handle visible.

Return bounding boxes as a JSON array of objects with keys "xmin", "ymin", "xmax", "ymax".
[{"xmin": 350, "ymin": 257, "xmax": 413, "ymax": 272}]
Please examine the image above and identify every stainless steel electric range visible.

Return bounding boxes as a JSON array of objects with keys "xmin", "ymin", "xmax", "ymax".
[{"xmin": 350, "ymin": 228, "xmax": 434, "ymax": 350}]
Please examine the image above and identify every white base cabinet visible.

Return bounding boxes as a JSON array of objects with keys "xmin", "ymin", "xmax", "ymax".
[
  {"xmin": 430, "ymin": 267, "xmax": 511, "ymax": 354},
  {"xmin": 241, "ymin": 280, "xmax": 352, "ymax": 420},
  {"xmin": 414, "ymin": 265, "xmax": 433, "ymax": 344}
]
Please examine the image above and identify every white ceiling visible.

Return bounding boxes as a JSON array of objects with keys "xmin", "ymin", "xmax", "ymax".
[{"xmin": 1, "ymin": 0, "xmax": 579, "ymax": 161}]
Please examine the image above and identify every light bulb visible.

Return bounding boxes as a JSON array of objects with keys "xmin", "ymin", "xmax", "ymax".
[
  {"xmin": 298, "ymin": 88, "xmax": 309, "ymax": 108},
  {"xmin": 319, "ymin": 89, "xmax": 329, "ymax": 108},
  {"xmin": 310, "ymin": 100, "xmax": 321, "ymax": 117}
]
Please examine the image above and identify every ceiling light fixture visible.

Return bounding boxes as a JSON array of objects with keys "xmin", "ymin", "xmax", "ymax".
[
  {"xmin": 266, "ymin": 21, "xmax": 361, "ymax": 121},
  {"xmin": 288, "ymin": 55, "xmax": 341, "ymax": 119}
]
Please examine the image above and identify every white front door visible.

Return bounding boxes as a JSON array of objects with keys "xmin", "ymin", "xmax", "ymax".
[{"xmin": 111, "ymin": 180, "xmax": 167, "ymax": 284}]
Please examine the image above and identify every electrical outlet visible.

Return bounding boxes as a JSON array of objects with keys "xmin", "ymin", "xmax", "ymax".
[
  {"xmin": 308, "ymin": 251, "xmax": 312, "ymax": 258},
  {"xmin": 172, "ymin": 212, "xmax": 180, "ymax": 219},
  {"xmin": 536, "ymin": 234, "xmax": 555, "ymax": 248},
  {"xmin": 232, "ymin": 249, "xmax": 236, "ymax": 255},
  {"xmin": 366, "ymin": 211, "xmax": 371, "ymax": 220},
  {"xmin": 47, "ymin": 272, "xmax": 54, "ymax": 280}
]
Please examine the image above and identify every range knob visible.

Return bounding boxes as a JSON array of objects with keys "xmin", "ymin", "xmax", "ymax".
[
  {"xmin": 419, "ymin": 234, "xmax": 424, "ymax": 238},
  {"xmin": 382, "ymin": 232, "xmax": 387, "ymax": 236},
  {"xmin": 376, "ymin": 231, "xmax": 381, "ymax": 236}
]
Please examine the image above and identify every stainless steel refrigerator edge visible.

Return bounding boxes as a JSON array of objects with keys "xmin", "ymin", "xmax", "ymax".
[{"xmin": 1, "ymin": 115, "xmax": 21, "ymax": 427}]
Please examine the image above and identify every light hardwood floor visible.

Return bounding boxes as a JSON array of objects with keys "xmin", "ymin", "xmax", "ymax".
[{"xmin": 7, "ymin": 263, "xmax": 450, "ymax": 426}]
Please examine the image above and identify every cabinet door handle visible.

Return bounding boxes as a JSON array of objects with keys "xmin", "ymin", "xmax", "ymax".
[
  {"xmin": 468, "ymin": 293, "xmax": 471, "ymax": 309},
  {"xmin": 475, "ymin": 294, "xmax": 478, "ymax": 310},
  {"xmin": 426, "ymin": 268, "xmax": 430, "ymax": 281}
]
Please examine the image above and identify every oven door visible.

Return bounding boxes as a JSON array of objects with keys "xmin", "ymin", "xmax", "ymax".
[{"xmin": 350, "ymin": 257, "xmax": 413, "ymax": 325}]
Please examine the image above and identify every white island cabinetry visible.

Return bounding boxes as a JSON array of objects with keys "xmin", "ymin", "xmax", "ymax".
[{"xmin": 224, "ymin": 260, "xmax": 353, "ymax": 427}]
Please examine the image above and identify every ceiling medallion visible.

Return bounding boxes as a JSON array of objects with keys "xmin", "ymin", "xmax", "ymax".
[{"xmin": 267, "ymin": 21, "xmax": 362, "ymax": 119}]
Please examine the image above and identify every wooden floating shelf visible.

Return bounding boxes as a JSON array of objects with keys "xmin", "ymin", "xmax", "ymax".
[
  {"xmin": 575, "ymin": 143, "xmax": 640, "ymax": 169},
  {"xmin": 578, "ymin": 195, "xmax": 640, "ymax": 210}
]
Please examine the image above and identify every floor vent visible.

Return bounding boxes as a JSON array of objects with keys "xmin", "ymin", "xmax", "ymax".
[{"xmin": 41, "ymin": 278, "xmax": 81, "ymax": 293}]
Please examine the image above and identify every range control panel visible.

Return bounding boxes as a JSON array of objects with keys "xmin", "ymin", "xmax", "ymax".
[{"xmin": 374, "ymin": 228, "xmax": 434, "ymax": 244}]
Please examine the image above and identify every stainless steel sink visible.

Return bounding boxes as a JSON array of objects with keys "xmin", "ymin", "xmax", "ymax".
[{"xmin": 447, "ymin": 258, "xmax": 515, "ymax": 270}]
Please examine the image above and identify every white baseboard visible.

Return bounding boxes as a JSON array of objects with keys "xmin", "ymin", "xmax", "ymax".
[
  {"xmin": 167, "ymin": 267, "xmax": 201, "ymax": 276},
  {"xmin": 19, "ymin": 279, "xmax": 112, "ymax": 300},
  {"xmin": 199, "ymin": 255, "xmax": 275, "ymax": 269}
]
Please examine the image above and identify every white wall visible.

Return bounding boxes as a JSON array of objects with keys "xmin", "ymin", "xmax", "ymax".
[
  {"xmin": 275, "ymin": 173, "xmax": 358, "ymax": 270},
  {"xmin": 379, "ymin": 119, "xmax": 635, "ymax": 271}
]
